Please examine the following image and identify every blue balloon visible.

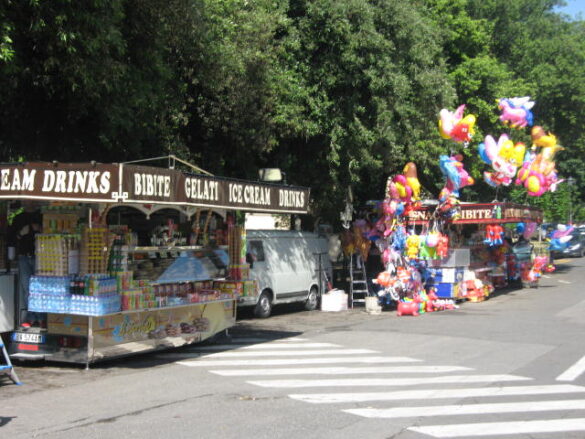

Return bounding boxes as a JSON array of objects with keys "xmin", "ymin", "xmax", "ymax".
[
  {"xmin": 516, "ymin": 223, "xmax": 525, "ymax": 234},
  {"xmin": 478, "ymin": 143, "xmax": 492, "ymax": 165},
  {"xmin": 395, "ymin": 202, "xmax": 405, "ymax": 217},
  {"xmin": 439, "ymin": 155, "xmax": 461, "ymax": 189}
]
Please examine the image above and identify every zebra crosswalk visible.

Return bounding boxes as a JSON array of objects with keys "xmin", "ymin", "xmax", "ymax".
[{"xmin": 170, "ymin": 336, "xmax": 585, "ymax": 438}]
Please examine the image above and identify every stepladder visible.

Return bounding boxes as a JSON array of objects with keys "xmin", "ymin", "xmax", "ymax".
[
  {"xmin": 349, "ymin": 253, "xmax": 369, "ymax": 307},
  {"xmin": 0, "ymin": 334, "xmax": 22, "ymax": 386}
]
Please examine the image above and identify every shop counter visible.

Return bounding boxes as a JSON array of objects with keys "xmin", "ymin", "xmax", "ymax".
[{"xmin": 42, "ymin": 298, "xmax": 236, "ymax": 367}]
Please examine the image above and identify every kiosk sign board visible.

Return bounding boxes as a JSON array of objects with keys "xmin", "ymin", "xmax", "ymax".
[
  {"xmin": 0, "ymin": 162, "xmax": 310, "ymax": 214},
  {"xmin": 407, "ymin": 202, "xmax": 543, "ymax": 225},
  {"xmin": 0, "ymin": 162, "xmax": 119, "ymax": 203}
]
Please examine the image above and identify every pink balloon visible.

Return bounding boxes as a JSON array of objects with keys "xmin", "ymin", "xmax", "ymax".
[
  {"xmin": 483, "ymin": 135, "xmax": 499, "ymax": 162},
  {"xmin": 523, "ymin": 222, "xmax": 537, "ymax": 240}
]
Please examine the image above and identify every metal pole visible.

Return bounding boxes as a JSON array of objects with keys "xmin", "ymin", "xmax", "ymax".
[{"xmin": 568, "ymin": 177, "xmax": 576, "ymax": 225}]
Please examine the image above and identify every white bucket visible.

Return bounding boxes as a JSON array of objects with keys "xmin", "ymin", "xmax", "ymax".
[{"xmin": 365, "ymin": 296, "xmax": 382, "ymax": 314}]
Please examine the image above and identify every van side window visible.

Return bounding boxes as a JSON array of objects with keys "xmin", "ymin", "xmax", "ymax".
[{"xmin": 248, "ymin": 240, "xmax": 265, "ymax": 262}]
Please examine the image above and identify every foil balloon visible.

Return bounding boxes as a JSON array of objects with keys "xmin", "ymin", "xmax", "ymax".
[
  {"xmin": 438, "ymin": 105, "xmax": 465, "ymax": 139},
  {"xmin": 523, "ymin": 222, "xmax": 537, "ymax": 240},
  {"xmin": 439, "ymin": 155, "xmax": 474, "ymax": 201},
  {"xmin": 497, "ymin": 97, "xmax": 534, "ymax": 128},
  {"xmin": 515, "ymin": 149, "xmax": 560, "ymax": 197},
  {"xmin": 403, "ymin": 162, "xmax": 421, "ymax": 200},
  {"xmin": 479, "ymin": 134, "xmax": 525, "ymax": 187},
  {"xmin": 530, "ymin": 126, "xmax": 564, "ymax": 161},
  {"xmin": 531, "ymin": 126, "xmax": 557, "ymax": 148},
  {"xmin": 438, "ymin": 104, "xmax": 476, "ymax": 143},
  {"xmin": 549, "ymin": 225, "xmax": 575, "ymax": 251},
  {"xmin": 393, "ymin": 174, "xmax": 412, "ymax": 201}
]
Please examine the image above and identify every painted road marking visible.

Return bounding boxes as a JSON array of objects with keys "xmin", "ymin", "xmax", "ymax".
[
  {"xmin": 558, "ymin": 280, "xmax": 572, "ymax": 284},
  {"xmin": 247, "ymin": 374, "xmax": 531, "ymax": 388},
  {"xmin": 177, "ymin": 337, "xmax": 585, "ymax": 437},
  {"xmin": 210, "ymin": 365, "xmax": 471, "ymax": 377},
  {"xmin": 225, "ymin": 337, "xmax": 308, "ymax": 344},
  {"xmin": 557, "ymin": 354, "xmax": 585, "ymax": 381},
  {"xmin": 187, "ymin": 342, "xmax": 341, "ymax": 351},
  {"xmin": 205, "ymin": 348, "xmax": 377, "ymax": 357},
  {"xmin": 289, "ymin": 384, "xmax": 585, "ymax": 404},
  {"xmin": 345, "ymin": 399, "xmax": 585, "ymax": 418},
  {"xmin": 409, "ymin": 418, "xmax": 585, "ymax": 438},
  {"xmin": 177, "ymin": 356, "xmax": 421, "ymax": 367}
]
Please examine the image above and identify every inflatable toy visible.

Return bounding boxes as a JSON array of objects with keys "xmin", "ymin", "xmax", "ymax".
[
  {"xmin": 438, "ymin": 105, "xmax": 476, "ymax": 143},
  {"xmin": 497, "ymin": 97, "xmax": 534, "ymax": 128}
]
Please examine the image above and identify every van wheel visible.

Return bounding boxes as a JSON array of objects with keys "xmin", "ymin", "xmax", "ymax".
[
  {"xmin": 304, "ymin": 286, "xmax": 319, "ymax": 311},
  {"xmin": 254, "ymin": 291, "xmax": 272, "ymax": 318}
]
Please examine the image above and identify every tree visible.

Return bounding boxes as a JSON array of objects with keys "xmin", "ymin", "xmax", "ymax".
[
  {"xmin": 0, "ymin": 0, "xmax": 196, "ymax": 162},
  {"xmin": 261, "ymin": 0, "xmax": 454, "ymax": 221}
]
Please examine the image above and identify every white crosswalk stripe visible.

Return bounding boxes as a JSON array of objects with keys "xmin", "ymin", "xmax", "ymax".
[
  {"xmin": 289, "ymin": 384, "xmax": 585, "ymax": 403},
  {"xmin": 247, "ymin": 374, "xmax": 531, "ymax": 388},
  {"xmin": 410, "ymin": 418, "xmax": 585, "ymax": 438},
  {"xmin": 345, "ymin": 399, "xmax": 585, "ymax": 418},
  {"xmin": 204, "ymin": 348, "xmax": 376, "ymax": 357},
  {"xmin": 177, "ymin": 342, "xmax": 341, "ymax": 352},
  {"xmin": 228, "ymin": 337, "xmax": 309, "ymax": 344},
  {"xmin": 210, "ymin": 365, "xmax": 471, "ymax": 376},
  {"xmin": 177, "ymin": 356, "xmax": 419, "ymax": 367},
  {"xmin": 173, "ymin": 336, "xmax": 585, "ymax": 437}
]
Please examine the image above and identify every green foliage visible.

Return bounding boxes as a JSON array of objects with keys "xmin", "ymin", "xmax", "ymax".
[
  {"xmin": 0, "ymin": 0, "xmax": 583, "ymax": 225},
  {"xmin": 266, "ymin": 0, "xmax": 454, "ymax": 220}
]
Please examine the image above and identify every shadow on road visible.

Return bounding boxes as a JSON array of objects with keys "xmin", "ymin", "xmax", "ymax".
[{"xmin": 0, "ymin": 416, "xmax": 16, "ymax": 428}]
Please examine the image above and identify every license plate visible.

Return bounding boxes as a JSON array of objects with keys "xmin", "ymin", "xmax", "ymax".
[{"xmin": 12, "ymin": 332, "xmax": 45, "ymax": 344}]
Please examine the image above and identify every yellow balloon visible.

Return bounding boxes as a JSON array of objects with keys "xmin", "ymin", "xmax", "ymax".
[
  {"xmin": 407, "ymin": 178, "xmax": 420, "ymax": 199},
  {"xmin": 499, "ymin": 139, "xmax": 515, "ymax": 160},
  {"xmin": 396, "ymin": 183, "xmax": 407, "ymax": 198},
  {"xmin": 541, "ymin": 144, "xmax": 564, "ymax": 161},
  {"xmin": 438, "ymin": 120, "xmax": 451, "ymax": 139},
  {"xmin": 511, "ymin": 143, "xmax": 526, "ymax": 166},
  {"xmin": 526, "ymin": 175, "xmax": 541, "ymax": 194},
  {"xmin": 516, "ymin": 166, "xmax": 529, "ymax": 182},
  {"xmin": 461, "ymin": 114, "xmax": 476, "ymax": 136}
]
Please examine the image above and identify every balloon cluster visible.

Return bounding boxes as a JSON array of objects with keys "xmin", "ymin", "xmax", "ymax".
[
  {"xmin": 514, "ymin": 126, "xmax": 564, "ymax": 196},
  {"xmin": 478, "ymin": 134, "xmax": 526, "ymax": 187},
  {"xmin": 522, "ymin": 255, "xmax": 548, "ymax": 284},
  {"xmin": 497, "ymin": 97, "xmax": 534, "ymax": 129},
  {"xmin": 378, "ymin": 162, "xmax": 421, "ymax": 232},
  {"xmin": 548, "ymin": 224, "xmax": 574, "ymax": 252},
  {"xmin": 438, "ymin": 105, "xmax": 477, "ymax": 143},
  {"xmin": 472, "ymin": 96, "xmax": 565, "ymax": 197}
]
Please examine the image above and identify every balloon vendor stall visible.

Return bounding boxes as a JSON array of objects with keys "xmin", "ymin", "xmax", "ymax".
[
  {"xmin": 342, "ymin": 96, "xmax": 565, "ymax": 316},
  {"xmin": 1, "ymin": 159, "xmax": 310, "ymax": 366}
]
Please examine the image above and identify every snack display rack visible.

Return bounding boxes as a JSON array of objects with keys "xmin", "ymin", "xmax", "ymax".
[{"xmin": 3, "ymin": 159, "xmax": 310, "ymax": 367}]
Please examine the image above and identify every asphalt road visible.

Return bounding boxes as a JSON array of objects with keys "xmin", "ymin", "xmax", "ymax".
[{"xmin": 2, "ymin": 256, "xmax": 585, "ymax": 439}]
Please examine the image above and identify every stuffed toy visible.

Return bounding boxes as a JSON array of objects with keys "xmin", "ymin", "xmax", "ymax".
[
  {"xmin": 436, "ymin": 234, "xmax": 449, "ymax": 259},
  {"xmin": 406, "ymin": 234, "xmax": 421, "ymax": 259},
  {"xmin": 484, "ymin": 224, "xmax": 504, "ymax": 247}
]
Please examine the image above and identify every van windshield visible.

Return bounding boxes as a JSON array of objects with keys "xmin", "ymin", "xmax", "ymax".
[{"xmin": 248, "ymin": 240, "xmax": 265, "ymax": 262}]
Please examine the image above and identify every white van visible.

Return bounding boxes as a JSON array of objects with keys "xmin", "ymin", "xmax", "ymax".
[{"xmin": 241, "ymin": 230, "xmax": 332, "ymax": 318}]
